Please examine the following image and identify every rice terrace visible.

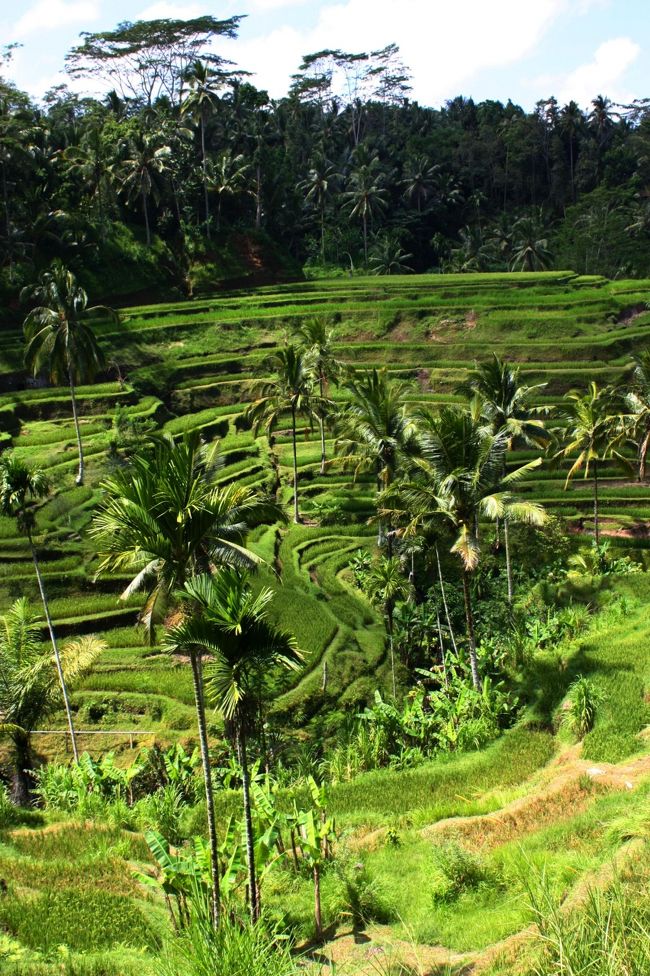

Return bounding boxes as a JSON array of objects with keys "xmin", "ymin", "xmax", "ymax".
[{"xmin": 2, "ymin": 5, "xmax": 650, "ymax": 976}]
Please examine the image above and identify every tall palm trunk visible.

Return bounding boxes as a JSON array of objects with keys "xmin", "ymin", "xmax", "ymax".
[
  {"xmin": 291, "ymin": 403, "xmax": 299, "ymax": 523},
  {"xmin": 28, "ymin": 530, "xmax": 79, "ymax": 762},
  {"xmin": 435, "ymin": 544, "xmax": 458, "ymax": 655},
  {"xmin": 11, "ymin": 730, "xmax": 34, "ymax": 806},
  {"xmin": 504, "ymin": 519, "xmax": 513, "ymax": 604},
  {"xmin": 237, "ymin": 724, "xmax": 259, "ymax": 922},
  {"xmin": 362, "ymin": 211, "xmax": 368, "ymax": 268},
  {"xmin": 386, "ymin": 604, "xmax": 396, "ymax": 700},
  {"xmin": 593, "ymin": 459, "xmax": 599, "ymax": 545},
  {"xmin": 201, "ymin": 114, "xmax": 211, "ymax": 240},
  {"xmin": 142, "ymin": 187, "xmax": 151, "ymax": 246},
  {"xmin": 190, "ymin": 651, "xmax": 220, "ymax": 928},
  {"xmin": 68, "ymin": 362, "xmax": 84, "ymax": 487},
  {"xmin": 319, "ymin": 376, "xmax": 326, "ymax": 476},
  {"xmin": 462, "ymin": 569, "xmax": 481, "ymax": 691}
]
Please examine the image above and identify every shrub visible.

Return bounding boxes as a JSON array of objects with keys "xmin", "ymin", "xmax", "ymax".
[
  {"xmin": 430, "ymin": 841, "xmax": 492, "ymax": 904},
  {"xmin": 562, "ymin": 676, "xmax": 603, "ymax": 739},
  {"xmin": 160, "ymin": 899, "xmax": 298, "ymax": 976}
]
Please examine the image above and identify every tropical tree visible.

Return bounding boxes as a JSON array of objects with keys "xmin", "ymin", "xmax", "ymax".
[
  {"xmin": 210, "ymin": 150, "xmax": 250, "ymax": 231},
  {"xmin": 116, "ymin": 129, "xmax": 171, "ymax": 245},
  {"xmin": 509, "ymin": 214, "xmax": 552, "ymax": 271},
  {"xmin": 91, "ymin": 432, "xmax": 282, "ymax": 926},
  {"xmin": 400, "ymin": 155, "xmax": 439, "ymax": 213},
  {"xmin": 0, "ymin": 455, "xmax": 82, "ymax": 763},
  {"xmin": 300, "ymin": 155, "xmax": 340, "ymax": 264},
  {"xmin": 22, "ymin": 261, "xmax": 113, "ymax": 486},
  {"xmin": 622, "ymin": 349, "xmax": 650, "ymax": 481},
  {"xmin": 294, "ymin": 318, "xmax": 342, "ymax": 474},
  {"xmin": 369, "ymin": 233, "xmax": 414, "ymax": 275},
  {"xmin": 245, "ymin": 346, "xmax": 329, "ymax": 523},
  {"xmin": 365, "ymin": 556, "xmax": 409, "ymax": 698},
  {"xmin": 344, "ymin": 154, "xmax": 388, "ymax": 267},
  {"xmin": 181, "ymin": 60, "xmax": 223, "ymax": 237},
  {"xmin": 394, "ymin": 405, "xmax": 545, "ymax": 689},
  {"xmin": 164, "ymin": 570, "xmax": 301, "ymax": 922},
  {"xmin": 0, "ymin": 598, "xmax": 102, "ymax": 804},
  {"xmin": 557, "ymin": 382, "xmax": 622, "ymax": 545},
  {"xmin": 335, "ymin": 368, "xmax": 416, "ymax": 544},
  {"xmin": 460, "ymin": 354, "xmax": 550, "ymax": 600}
]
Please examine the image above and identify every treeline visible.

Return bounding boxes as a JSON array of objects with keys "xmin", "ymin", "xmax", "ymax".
[{"xmin": 2, "ymin": 15, "xmax": 650, "ymax": 305}]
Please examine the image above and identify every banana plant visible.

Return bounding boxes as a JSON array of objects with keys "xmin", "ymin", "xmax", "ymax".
[{"xmin": 297, "ymin": 776, "xmax": 337, "ymax": 941}]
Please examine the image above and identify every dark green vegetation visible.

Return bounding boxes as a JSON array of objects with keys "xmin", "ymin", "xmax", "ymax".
[
  {"xmin": 2, "ymin": 269, "xmax": 650, "ymax": 975},
  {"xmin": 3, "ymin": 18, "xmax": 650, "ymax": 310}
]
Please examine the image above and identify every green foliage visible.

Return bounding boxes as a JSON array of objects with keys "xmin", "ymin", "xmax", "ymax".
[
  {"xmin": 0, "ymin": 889, "xmax": 159, "ymax": 954},
  {"xmin": 430, "ymin": 841, "xmax": 494, "ymax": 904},
  {"xmin": 562, "ymin": 675, "xmax": 603, "ymax": 738}
]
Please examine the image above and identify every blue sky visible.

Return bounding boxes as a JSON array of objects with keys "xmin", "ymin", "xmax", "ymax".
[{"xmin": 2, "ymin": 0, "xmax": 649, "ymax": 110}]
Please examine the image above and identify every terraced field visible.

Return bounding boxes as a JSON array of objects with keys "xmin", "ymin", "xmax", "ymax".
[{"xmin": 2, "ymin": 270, "xmax": 650, "ymax": 757}]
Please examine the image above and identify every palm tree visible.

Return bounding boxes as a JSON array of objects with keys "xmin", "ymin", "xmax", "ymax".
[
  {"xmin": 509, "ymin": 215, "xmax": 552, "ymax": 271},
  {"xmin": 397, "ymin": 405, "xmax": 545, "ymax": 689},
  {"xmin": 116, "ymin": 130, "xmax": 171, "ymax": 245},
  {"xmin": 0, "ymin": 598, "xmax": 101, "ymax": 804},
  {"xmin": 365, "ymin": 557, "xmax": 409, "ymax": 698},
  {"xmin": 164, "ymin": 570, "xmax": 301, "ymax": 922},
  {"xmin": 344, "ymin": 155, "xmax": 388, "ymax": 267},
  {"xmin": 460, "ymin": 355, "xmax": 550, "ymax": 601},
  {"xmin": 557, "ymin": 382, "xmax": 621, "ymax": 545},
  {"xmin": 369, "ymin": 234, "xmax": 414, "ymax": 275},
  {"xmin": 559, "ymin": 101, "xmax": 584, "ymax": 203},
  {"xmin": 210, "ymin": 151, "xmax": 250, "ymax": 232},
  {"xmin": 22, "ymin": 261, "xmax": 113, "ymax": 486},
  {"xmin": 91, "ymin": 432, "xmax": 283, "ymax": 927},
  {"xmin": 335, "ymin": 368, "xmax": 416, "ymax": 545},
  {"xmin": 181, "ymin": 61, "xmax": 223, "ymax": 238},
  {"xmin": 0, "ymin": 455, "xmax": 82, "ymax": 762},
  {"xmin": 295, "ymin": 318, "xmax": 342, "ymax": 474},
  {"xmin": 623, "ymin": 350, "xmax": 650, "ymax": 481},
  {"xmin": 400, "ymin": 155, "xmax": 439, "ymax": 213},
  {"xmin": 245, "ymin": 346, "xmax": 328, "ymax": 523},
  {"xmin": 300, "ymin": 156, "xmax": 340, "ymax": 264}
]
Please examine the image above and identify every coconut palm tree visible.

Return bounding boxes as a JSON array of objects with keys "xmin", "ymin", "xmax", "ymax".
[
  {"xmin": 22, "ymin": 261, "xmax": 114, "ymax": 486},
  {"xmin": 245, "ymin": 346, "xmax": 329, "ymax": 523},
  {"xmin": 623, "ymin": 350, "xmax": 650, "ymax": 481},
  {"xmin": 181, "ymin": 61, "xmax": 223, "ymax": 238},
  {"xmin": 164, "ymin": 570, "xmax": 301, "ymax": 922},
  {"xmin": 344, "ymin": 154, "xmax": 388, "ymax": 267},
  {"xmin": 294, "ymin": 318, "xmax": 342, "ymax": 474},
  {"xmin": 557, "ymin": 382, "xmax": 622, "ymax": 545},
  {"xmin": 210, "ymin": 151, "xmax": 250, "ymax": 232},
  {"xmin": 116, "ymin": 129, "xmax": 171, "ymax": 245},
  {"xmin": 0, "ymin": 598, "xmax": 102, "ymax": 804},
  {"xmin": 509, "ymin": 215, "xmax": 552, "ymax": 271},
  {"xmin": 460, "ymin": 354, "xmax": 550, "ymax": 601},
  {"xmin": 91, "ymin": 432, "xmax": 283, "ymax": 927},
  {"xmin": 395, "ymin": 405, "xmax": 545, "ymax": 689},
  {"xmin": 0, "ymin": 455, "xmax": 82, "ymax": 763},
  {"xmin": 335, "ymin": 368, "xmax": 416, "ymax": 545},
  {"xmin": 300, "ymin": 155, "xmax": 340, "ymax": 264},
  {"xmin": 369, "ymin": 234, "xmax": 414, "ymax": 276},
  {"xmin": 365, "ymin": 557, "xmax": 409, "ymax": 698},
  {"xmin": 400, "ymin": 155, "xmax": 439, "ymax": 213}
]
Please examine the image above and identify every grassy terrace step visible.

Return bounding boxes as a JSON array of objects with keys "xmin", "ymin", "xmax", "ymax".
[{"xmin": 1, "ymin": 270, "xmax": 649, "ymax": 738}]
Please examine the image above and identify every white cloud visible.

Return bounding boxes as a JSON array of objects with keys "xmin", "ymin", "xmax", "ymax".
[
  {"xmin": 226, "ymin": 0, "xmax": 591, "ymax": 105},
  {"xmin": 13, "ymin": 0, "xmax": 99, "ymax": 37},
  {"xmin": 137, "ymin": 1, "xmax": 204, "ymax": 19},
  {"xmin": 248, "ymin": 0, "xmax": 310, "ymax": 9},
  {"xmin": 557, "ymin": 37, "xmax": 640, "ymax": 106}
]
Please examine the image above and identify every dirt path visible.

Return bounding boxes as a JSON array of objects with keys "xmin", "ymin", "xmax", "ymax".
[{"xmin": 309, "ymin": 745, "xmax": 650, "ymax": 975}]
